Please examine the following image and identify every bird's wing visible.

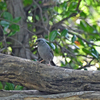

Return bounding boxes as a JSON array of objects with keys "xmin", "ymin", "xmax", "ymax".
[
  {"xmin": 50, "ymin": 49, "xmax": 54, "ymax": 56},
  {"xmin": 46, "ymin": 43, "xmax": 54, "ymax": 56}
]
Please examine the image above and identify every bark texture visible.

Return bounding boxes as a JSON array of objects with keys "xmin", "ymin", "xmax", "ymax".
[
  {"xmin": 6, "ymin": 0, "xmax": 34, "ymax": 59},
  {"xmin": 0, "ymin": 90, "xmax": 100, "ymax": 100},
  {"xmin": 0, "ymin": 53, "xmax": 100, "ymax": 93}
]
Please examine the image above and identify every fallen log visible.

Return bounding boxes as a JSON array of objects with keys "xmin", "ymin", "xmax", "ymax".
[
  {"xmin": 0, "ymin": 90, "xmax": 99, "ymax": 100},
  {"xmin": 0, "ymin": 53, "xmax": 100, "ymax": 93}
]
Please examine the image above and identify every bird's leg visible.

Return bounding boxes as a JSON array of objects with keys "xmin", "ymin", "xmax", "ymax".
[
  {"xmin": 40, "ymin": 59, "xmax": 44, "ymax": 63},
  {"xmin": 47, "ymin": 62, "xmax": 51, "ymax": 66}
]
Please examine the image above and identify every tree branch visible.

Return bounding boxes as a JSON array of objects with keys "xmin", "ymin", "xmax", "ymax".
[
  {"xmin": 51, "ymin": 13, "xmax": 77, "ymax": 30},
  {"xmin": 33, "ymin": 0, "xmax": 49, "ymax": 33},
  {"xmin": 76, "ymin": 0, "xmax": 82, "ymax": 11},
  {"xmin": 68, "ymin": 31, "xmax": 100, "ymax": 47},
  {"xmin": 0, "ymin": 90, "xmax": 99, "ymax": 100},
  {"xmin": 0, "ymin": 53, "xmax": 100, "ymax": 93}
]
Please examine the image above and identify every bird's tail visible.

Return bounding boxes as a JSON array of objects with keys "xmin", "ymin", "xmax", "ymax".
[{"xmin": 50, "ymin": 60, "xmax": 56, "ymax": 66}]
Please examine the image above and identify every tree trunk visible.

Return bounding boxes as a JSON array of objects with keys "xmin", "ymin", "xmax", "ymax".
[
  {"xmin": 6, "ymin": 0, "xmax": 33, "ymax": 59},
  {"xmin": 0, "ymin": 53, "xmax": 100, "ymax": 93}
]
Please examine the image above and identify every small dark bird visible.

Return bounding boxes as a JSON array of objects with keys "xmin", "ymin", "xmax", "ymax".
[{"xmin": 36, "ymin": 38, "xmax": 56, "ymax": 66}]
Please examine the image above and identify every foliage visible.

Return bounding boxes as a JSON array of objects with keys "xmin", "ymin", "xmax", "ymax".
[
  {"xmin": 0, "ymin": 12, "xmax": 21, "ymax": 36},
  {"xmin": 0, "ymin": 1, "xmax": 21, "ymax": 38},
  {"xmin": 0, "ymin": 82, "xmax": 23, "ymax": 90}
]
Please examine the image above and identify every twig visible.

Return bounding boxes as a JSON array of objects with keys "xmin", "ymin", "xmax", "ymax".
[
  {"xmin": 68, "ymin": 31, "xmax": 100, "ymax": 47},
  {"xmin": 76, "ymin": 0, "xmax": 82, "ymax": 11},
  {"xmin": 24, "ymin": 28, "xmax": 35, "ymax": 35},
  {"xmin": 51, "ymin": 13, "xmax": 77, "ymax": 30},
  {"xmin": 0, "ymin": 25, "xmax": 7, "ymax": 52},
  {"xmin": 50, "ymin": 0, "xmax": 82, "ymax": 30},
  {"xmin": 0, "ymin": 17, "xmax": 21, "ymax": 27},
  {"xmin": 56, "ymin": 24, "xmax": 100, "ymax": 47},
  {"xmin": 33, "ymin": 0, "xmax": 49, "ymax": 33},
  {"xmin": 54, "ymin": 41, "xmax": 76, "ymax": 58},
  {"xmin": 78, "ymin": 58, "xmax": 95, "ymax": 69},
  {"xmin": 7, "ymin": 37, "xmax": 26, "ymax": 50}
]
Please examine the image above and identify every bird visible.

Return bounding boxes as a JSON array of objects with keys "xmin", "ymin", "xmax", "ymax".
[{"xmin": 36, "ymin": 38, "xmax": 56, "ymax": 66}]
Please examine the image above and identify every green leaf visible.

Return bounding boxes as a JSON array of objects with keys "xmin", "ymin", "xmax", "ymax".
[
  {"xmin": 8, "ymin": 31, "xmax": 16, "ymax": 37},
  {"xmin": 10, "ymin": 24, "xmax": 20, "ymax": 31},
  {"xmin": 4, "ymin": 29, "xmax": 8, "ymax": 35},
  {"xmin": 60, "ymin": 61, "xmax": 66, "ymax": 67},
  {"xmin": 54, "ymin": 45, "xmax": 59, "ymax": 54},
  {"xmin": 0, "ymin": 82, "xmax": 3, "ymax": 90},
  {"xmin": 4, "ymin": 82, "xmax": 15, "ymax": 90},
  {"xmin": 80, "ymin": 11, "xmax": 87, "ymax": 18},
  {"xmin": 13, "ymin": 17, "xmax": 21, "ymax": 23},
  {"xmin": 2, "ymin": 12, "xmax": 13, "ymax": 21},
  {"xmin": 49, "ymin": 43, "xmax": 55, "ymax": 50},
  {"xmin": 80, "ymin": 21, "xmax": 87, "ymax": 31},
  {"xmin": 0, "ymin": 2, "xmax": 7, "ymax": 10},
  {"xmin": 23, "ymin": 0, "xmax": 33, "ymax": 6},
  {"xmin": 65, "ymin": 33, "xmax": 69, "ymax": 39},
  {"xmin": 54, "ymin": 6, "xmax": 58, "ymax": 12},
  {"xmin": 80, "ymin": 21, "xmax": 95, "ymax": 33},
  {"xmin": 91, "ymin": 47, "xmax": 99, "ymax": 58},
  {"xmin": 0, "ymin": 20, "xmax": 9, "ymax": 28},
  {"xmin": 61, "ymin": 29, "xmax": 68, "ymax": 36},
  {"xmin": 78, "ymin": 38, "xmax": 85, "ymax": 46},
  {"xmin": 68, "ymin": 2, "xmax": 77, "ymax": 11},
  {"xmin": 35, "ymin": 15, "xmax": 39, "ymax": 21},
  {"xmin": 15, "ymin": 85, "xmax": 23, "ymax": 90},
  {"xmin": 84, "ymin": 68, "xmax": 87, "ymax": 70},
  {"xmin": 7, "ymin": 42, "xmax": 12, "ymax": 45},
  {"xmin": 7, "ymin": 24, "xmax": 19, "ymax": 36},
  {"xmin": 38, "ymin": 1, "xmax": 42, "ymax": 4},
  {"xmin": 61, "ymin": 1, "xmax": 67, "ymax": 10},
  {"xmin": 72, "ymin": 35, "xmax": 76, "ymax": 43},
  {"xmin": 82, "ymin": 48, "xmax": 91, "ymax": 54},
  {"xmin": 49, "ymin": 30, "xmax": 58, "ymax": 42}
]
